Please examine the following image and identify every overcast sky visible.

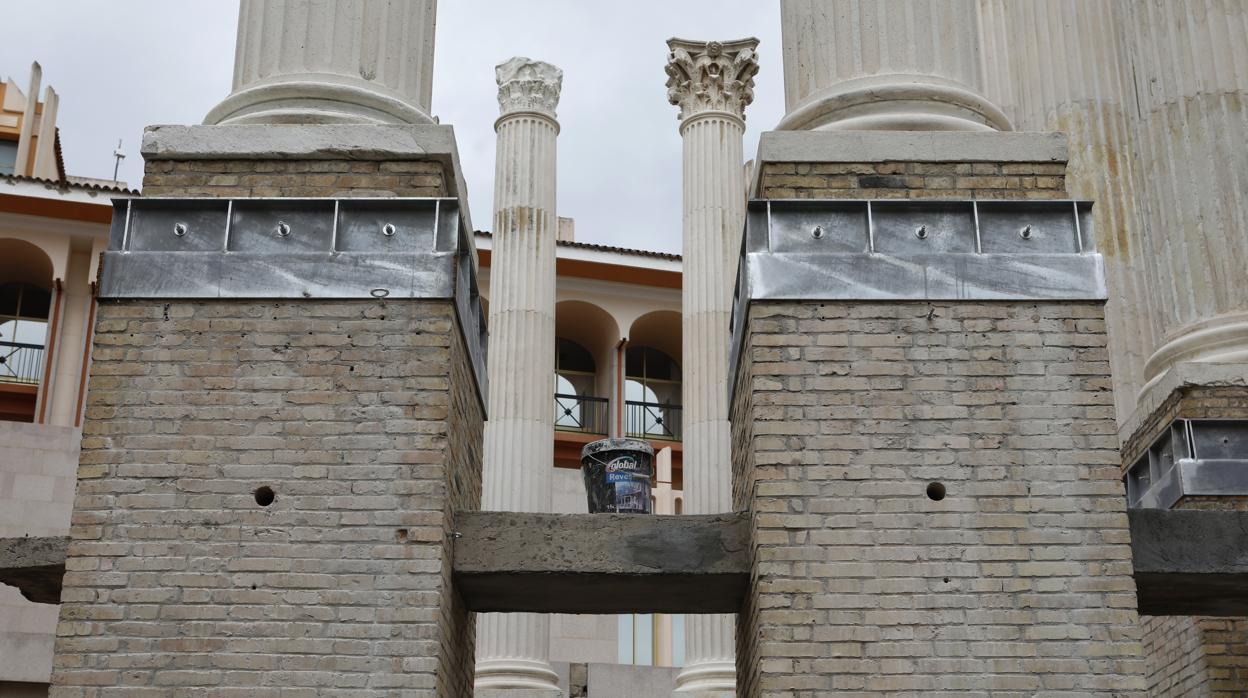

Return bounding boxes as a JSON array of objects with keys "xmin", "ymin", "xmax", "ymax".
[{"xmin": 2, "ymin": 1, "xmax": 785, "ymax": 254}]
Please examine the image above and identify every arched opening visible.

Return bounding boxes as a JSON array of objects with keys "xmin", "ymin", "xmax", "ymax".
[
  {"xmin": 624, "ymin": 346, "xmax": 681, "ymax": 441},
  {"xmin": 0, "ymin": 238, "xmax": 55, "ymax": 422},
  {"xmin": 555, "ymin": 337, "xmax": 606, "ymax": 433},
  {"xmin": 625, "ymin": 311, "xmax": 682, "ymax": 442},
  {"xmin": 554, "ymin": 301, "xmax": 619, "ymax": 437}
]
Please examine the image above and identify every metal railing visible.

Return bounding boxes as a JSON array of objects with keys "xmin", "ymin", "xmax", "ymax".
[
  {"xmin": 555, "ymin": 393, "xmax": 609, "ymax": 435},
  {"xmin": 625, "ymin": 400, "xmax": 682, "ymax": 442},
  {"xmin": 0, "ymin": 340, "xmax": 44, "ymax": 385}
]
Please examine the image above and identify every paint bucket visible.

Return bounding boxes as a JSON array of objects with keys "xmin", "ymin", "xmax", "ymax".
[{"xmin": 580, "ymin": 438, "xmax": 654, "ymax": 514}]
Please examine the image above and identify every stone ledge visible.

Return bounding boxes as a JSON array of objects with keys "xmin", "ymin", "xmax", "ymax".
[
  {"xmin": 453, "ymin": 511, "xmax": 749, "ymax": 614},
  {"xmin": 0, "ymin": 536, "xmax": 68, "ymax": 604},
  {"xmin": 141, "ymin": 124, "xmax": 473, "ymax": 232},
  {"xmin": 1131, "ymin": 509, "xmax": 1248, "ymax": 615},
  {"xmin": 142, "ymin": 124, "xmax": 459, "ymax": 162}
]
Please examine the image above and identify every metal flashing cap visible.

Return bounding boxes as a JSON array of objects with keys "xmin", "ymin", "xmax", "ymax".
[
  {"xmin": 729, "ymin": 198, "xmax": 1106, "ymax": 402},
  {"xmin": 100, "ymin": 196, "xmax": 488, "ymax": 408}
]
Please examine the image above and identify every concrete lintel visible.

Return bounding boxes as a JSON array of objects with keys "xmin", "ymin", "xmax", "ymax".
[
  {"xmin": 1130, "ymin": 509, "xmax": 1248, "ymax": 615},
  {"xmin": 141, "ymin": 123, "xmax": 473, "ymax": 232},
  {"xmin": 0, "ymin": 536, "xmax": 68, "ymax": 604},
  {"xmin": 453, "ymin": 511, "xmax": 749, "ymax": 614},
  {"xmin": 756, "ymin": 130, "xmax": 1068, "ymax": 166}
]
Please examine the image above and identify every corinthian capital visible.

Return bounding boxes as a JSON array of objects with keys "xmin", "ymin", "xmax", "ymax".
[
  {"xmin": 496, "ymin": 57, "xmax": 563, "ymax": 119},
  {"xmin": 665, "ymin": 37, "xmax": 760, "ymax": 123}
]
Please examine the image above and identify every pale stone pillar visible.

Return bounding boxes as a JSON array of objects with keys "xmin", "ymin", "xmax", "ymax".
[
  {"xmin": 205, "ymin": 0, "xmax": 437, "ymax": 125},
  {"xmin": 1121, "ymin": 0, "xmax": 1248, "ymax": 394},
  {"xmin": 777, "ymin": 0, "xmax": 1009, "ymax": 131},
  {"xmin": 976, "ymin": 0, "xmax": 1153, "ymax": 423},
  {"xmin": 665, "ymin": 37, "xmax": 758, "ymax": 695},
  {"xmin": 475, "ymin": 57, "xmax": 563, "ymax": 694}
]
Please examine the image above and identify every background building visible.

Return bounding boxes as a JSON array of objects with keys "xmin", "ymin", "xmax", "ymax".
[{"xmin": 0, "ymin": 63, "xmax": 132, "ymax": 697}]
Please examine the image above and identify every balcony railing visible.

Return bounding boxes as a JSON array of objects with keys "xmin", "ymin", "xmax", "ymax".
[
  {"xmin": 625, "ymin": 400, "xmax": 682, "ymax": 442},
  {"xmin": 555, "ymin": 393, "xmax": 609, "ymax": 435},
  {"xmin": 0, "ymin": 341, "xmax": 44, "ymax": 385}
]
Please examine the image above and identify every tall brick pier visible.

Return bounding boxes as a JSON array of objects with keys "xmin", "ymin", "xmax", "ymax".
[
  {"xmin": 729, "ymin": 132, "xmax": 1147, "ymax": 695},
  {"xmin": 48, "ymin": 125, "xmax": 488, "ymax": 696}
]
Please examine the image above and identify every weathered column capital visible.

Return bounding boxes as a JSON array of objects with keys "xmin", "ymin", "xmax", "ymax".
[
  {"xmin": 495, "ymin": 57, "xmax": 563, "ymax": 121},
  {"xmin": 665, "ymin": 37, "xmax": 759, "ymax": 124}
]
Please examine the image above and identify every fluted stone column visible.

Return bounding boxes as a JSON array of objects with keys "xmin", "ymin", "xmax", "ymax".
[
  {"xmin": 205, "ymin": 0, "xmax": 437, "ymax": 125},
  {"xmin": 1121, "ymin": 0, "xmax": 1248, "ymax": 394},
  {"xmin": 475, "ymin": 57, "xmax": 563, "ymax": 694},
  {"xmin": 778, "ymin": 0, "xmax": 1009, "ymax": 131},
  {"xmin": 977, "ymin": 0, "xmax": 1154, "ymax": 423},
  {"xmin": 665, "ymin": 37, "xmax": 758, "ymax": 695}
]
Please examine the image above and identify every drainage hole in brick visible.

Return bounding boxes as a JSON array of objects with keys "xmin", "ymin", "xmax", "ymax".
[
  {"xmin": 254, "ymin": 486, "xmax": 276, "ymax": 507},
  {"xmin": 926, "ymin": 482, "xmax": 946, "ymax": 501}
]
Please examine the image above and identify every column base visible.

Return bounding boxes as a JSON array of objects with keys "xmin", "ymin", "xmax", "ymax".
[
  {"xmin": 475, "ymin": 658, "xmax": 562, "ymax": 693},
  {"xmin": 775, "ymin": 74, "xmax": 1011, "ymax": 132},
  {"xmin": 476, "ymin": 691, "xmax": 563, "ymax": 698},
  {"xmin": 672, "ymin": 659, "xmax": 735, "ymax": 695}
]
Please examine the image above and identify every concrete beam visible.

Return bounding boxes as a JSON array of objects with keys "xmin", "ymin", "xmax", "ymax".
[
  {"xmin": 452, "ymin": 511, "xmax": 749, "ymax": 614},
  {"xmin": 0, "ymin": 536, "xmax": 68, "ymax": 604},
  {"xmin": 1130, "ymin": 509, "xmax": 1248, "ymax": 615}
]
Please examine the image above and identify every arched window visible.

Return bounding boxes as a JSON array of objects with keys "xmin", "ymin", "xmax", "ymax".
[
  {"xmin": 554, "ymin": 337, "xmax": 605, "ymax": 433},
  {"xmin": 0, "ymin": 282, "xmax": 52, "ymax": 385},
  {"xmin": 625, "ymin": 346, "xmax": 681, "ymax": 440}
]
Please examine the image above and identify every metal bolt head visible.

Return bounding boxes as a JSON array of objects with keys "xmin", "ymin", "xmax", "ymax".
[
  {"xmin": 915, "ymin": 225, "xmax": 929, "ymax": 240},
  {"xmin": 382, "ymin": 223, "xmax": 396, "ymax": 237},
  {"xmin": 276, "ymin": 221, "xmax": 291, "ymax": 238},
  {"xmin": 811, "ymin": 225, "xmax": 824, "ymax": 240},
  {"xmin": 1019, "ymin": 224, "xmax": 1033, "ymax": 240},
  {"xmin": 173, "ymin": 223, "xmax": 187, "ymax": 237}
]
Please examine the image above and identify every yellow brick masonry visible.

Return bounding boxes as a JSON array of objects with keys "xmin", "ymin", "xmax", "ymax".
[
  {"xmin": 1143, "ymin": 616, "xmax": 1248, "ymax": 697},
  {"xmin": 142, "ymin": 159, "xmax": 447, "ymax": 198},
  {"xmin": 50, "ymin": 299, "xmax": 482, "ymax": 696},
  {"xmin": 731, "ymin": 301, "xmax": 1146, "ymax": 696},
  {"xmin": 759, "ymin": 161, "xmax": 1067, "ymax": 201}
]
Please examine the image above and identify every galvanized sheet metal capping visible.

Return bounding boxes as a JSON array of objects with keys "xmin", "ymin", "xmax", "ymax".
[
  {"xmin": 101, "ymin": 196, "xmax": 488, "ymax": 407},
  {"xmin": 729, "ymin": 198, "xmax": 1105, "ymax": 401}
]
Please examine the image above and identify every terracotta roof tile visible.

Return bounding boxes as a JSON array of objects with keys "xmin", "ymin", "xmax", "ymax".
[{"xmin": 474, "ymin": 230, "xmax": 680, "ymax": 261}]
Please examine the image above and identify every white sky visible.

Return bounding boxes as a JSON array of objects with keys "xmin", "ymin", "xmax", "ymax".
[{"xmin": 1, "ymin": 1, "xmax": 786, "ymax": 254}]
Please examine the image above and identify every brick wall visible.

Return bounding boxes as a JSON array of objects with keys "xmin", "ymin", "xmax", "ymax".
[
  {"xmin": 142, "ymin": 159, "xmax": 447, "ymax": 198},
  {"xmin": 758, "ymin": 161, "xmax": 1067, "ymax": 200},
  {"xmin": 731, "ymin": 300, "xmax": 1146, "ymax": 696},
  {"xmin": 731, "ymin": 320, "xmax": 760, "ymax": 696},
  {"xmin": 1128, "ymin": 384, "xmax": 1248, "ymax": 694},
  {"xmin": 51, "ymin": 298, "xmax": 481, "ymax": 696},
  {"xmin": 1143, "ymin": 617, "xmax": 1248, "ymax": 696}
]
